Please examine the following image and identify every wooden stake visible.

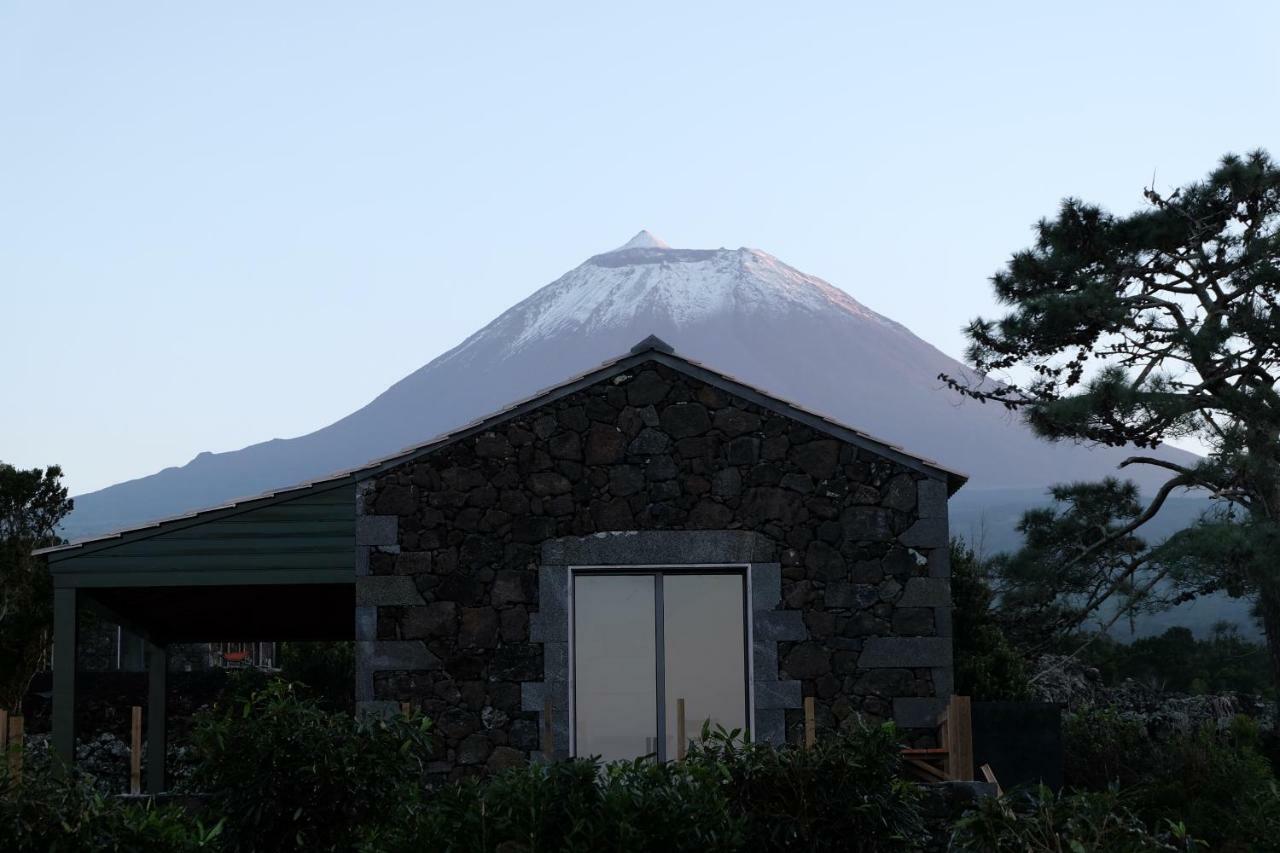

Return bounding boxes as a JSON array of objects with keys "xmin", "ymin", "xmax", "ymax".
[
  {"xmin": 130, "ymin": 706, "xmax": 142, "ymax": 795},
  {"xmin": 399, "ymin": 701, "xmax": 411, "ymax": 717},
  {"xmin": 0, "ymin": 709, "xmax": 8, "ymax": 757},
  {"xmin": 676, "ymin": 698, "xmax": 687, "ymax": 761},
  {"xmin": 947, "ymin": 696, "xmax": 974, "ymax": 782},
  {"xmin": 803, "ymin": 697, "xmax": 816, "ymax": 749},
  {"xmin": 979, "ymin": 762, "xmax": 1003, "ymax": 796},
  {"xmin": 542, "ymin": 697, "xmax": 554, "ymax": 757},
  {"xmin": 7, "ymin": 716, "xmax": 22, "ymax": 783}
]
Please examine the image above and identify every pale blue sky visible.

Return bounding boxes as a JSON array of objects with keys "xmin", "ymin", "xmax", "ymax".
[{"xmin": 3, "ymin": 2, "xmax": 1277, "ymax": 496}]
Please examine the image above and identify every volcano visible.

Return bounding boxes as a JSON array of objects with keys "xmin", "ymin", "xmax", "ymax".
[{"xmin": 65, "ymin": 230, "xmax": 1197, "ymax": 540}]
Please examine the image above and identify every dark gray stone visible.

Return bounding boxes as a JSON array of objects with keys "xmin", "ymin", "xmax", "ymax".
[
  {"xmin": 628, "ymin": 428, "xmax": 671, "ymax": 454},
  {"xmin": 357, "ymin": 575, "xmax": 424, "ymax": 606},
  {"xmin": 660, "ymin": 402, "xmax": 711, "ymax": 438},
  {"xmin": 859, "ymin": 637, "xmax": 952, "ymax": 668}
]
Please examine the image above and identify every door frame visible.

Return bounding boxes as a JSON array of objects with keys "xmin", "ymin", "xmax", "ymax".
[{"xmin": 568, "ymin": 563, "xmax": 754, "ymax": 761}]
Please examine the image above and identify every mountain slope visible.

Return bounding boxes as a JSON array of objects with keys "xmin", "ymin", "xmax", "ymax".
[{"xmin": 65, "ymin": 230, "xmax": 1198, "ymax": 539}]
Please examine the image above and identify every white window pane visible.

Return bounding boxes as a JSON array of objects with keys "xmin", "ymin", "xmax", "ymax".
[
  {"xmin": 663, "ymin": 573, "xmax": 747, "ymax": 757},
  {"xmin": 574, "ymin": 574, "xmax": 657, "ymax": 761}
]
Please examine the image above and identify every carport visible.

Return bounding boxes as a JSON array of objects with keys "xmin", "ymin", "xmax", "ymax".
[{"xmin": 38, "ymin": 479, "xmax": 358, "ymax": 792}]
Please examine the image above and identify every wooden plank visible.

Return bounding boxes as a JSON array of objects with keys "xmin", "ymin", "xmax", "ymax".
[
  {"xmin": 676, "ymin": 698, "xmax": 687, "ymax": 761},
  {"xmin": 7, "ymin": 716, "xmax": 22, "ymax": 783},
  {"xmin": 948, "ymin": 696, "xmax": 974, "ymax": 782},
  {"xmin": 905, "ymin": 757, "xmax": 948, "ymax": 782},
  {"xmin": 980, "ymin": 762, "xmax": 1003, "ymax": 796},
  {"xmin": 0, "ymin": 709, "xmax": 8, "ymax": 756},
  {"xmin": 130, "ymin": 707, "xmax": 142, "ymax": 795},
  {"xmin": 804, "ymin": 696, "xmax": 816, "ymax": 749}
]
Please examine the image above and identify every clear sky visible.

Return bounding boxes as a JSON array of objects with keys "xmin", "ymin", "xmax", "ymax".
[{"xmin": 2, "ymin": 2, "xmax": 1277, "ymax": 497}]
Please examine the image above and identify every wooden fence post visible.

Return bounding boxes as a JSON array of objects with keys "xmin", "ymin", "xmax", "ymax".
[
  {"xmin": 676, "ymin": 698, "xmax": 687, "ymax": 761},
  {"xmin": 0, "ymin": 709, "xmax": 8, "ymax": 760},
  {"xmin": 946, "ymin": 696, "xmax": 974, "ymax": 781},
  {"xmin": 7, "ymin": 716, "xmax": 22, "ymax": 783},
  {"xmin": 803, "ymin": 697, "xmax": 816, "ymax": 749},
  {"xmin": 130, "ymin": 706, "xmax": 142, "ymax": 795}
]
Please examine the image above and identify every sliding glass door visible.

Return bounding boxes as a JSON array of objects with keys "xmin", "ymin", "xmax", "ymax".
[{"xmin": 573, "ymin": 570, "xmax": 747, "ymax": 762}]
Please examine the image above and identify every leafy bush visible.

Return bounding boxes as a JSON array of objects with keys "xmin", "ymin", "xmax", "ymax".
[
  {"xmin": 377, "ymin": 756, "xmax": 744, "ymax": 853},
  {"xmin": 1062, "ymin": 708, "xmax": 1154, "ymax": 791},
  {"xmin": 189, "ymin": 680, "xmax": 432, "ymax": 853},
  {"xmin": 1135, "ymin": 718, "xmax": 1280, "ymax": 852},
  {"xmin": 0, "ymin": 764, "xmax": 222, "ymax": 853},
  {"xmin": 377, "ymin": 722, "xmax": 923, "ymax": 853},
  {"xmin": 686, "ymin": 722, "xmax": 927, "ymax": 853},
  {"xmin": 1064, "ymin": 710, "xmax": 1280, "ymax": 851},
  {"xmin": 951, "ymin": 785, "xmax": 1201, "ymax": 852},
  {"xmin": 277, "ymin": 641, "xmax": 356, "ymax": 711}
]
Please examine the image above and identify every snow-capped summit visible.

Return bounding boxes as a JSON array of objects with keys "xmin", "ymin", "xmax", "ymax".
[
  {"xmin": 610, "ymin": 229, "xmax": 670, "ymax": 252},
  {"xmin": 64, "ymin": 232, "xmax": 1196, "ymax": 538}
]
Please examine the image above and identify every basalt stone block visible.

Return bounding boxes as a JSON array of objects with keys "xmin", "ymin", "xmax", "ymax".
[
  {"xmin": 609, "ymin": 466, "xmax": 645, "ymax": 497},
  {"xmin": 548, "ymin": 432, "xmax": 582, "ymax": 461},
  {"xmin": 755, "ymin": 679, "xmax": 802, "ymax": 710},
  {"xmin": 374, "ymin": 484, "xmax": 417, "ymax": 516},
  {"xmin": 900, "ymin": 515, "xmax": 947, "ymax": 547},
  {"xmin": 361, "ymin": 640, "xmax": 442, "ymax": 672},
  {"xmin": 644, "ymin": 454, "xmax": 679, "ymax": 481},
  {"xmin": 492, "ymin": 570, "xmax": 534, "ymax": 605},
  {"xmin": 357, "ymin": 575, "xmax": 425, "ymax": 607},
  {"xmin": 356, "ymin": 515, "xmax": 397, "ymax": 547},
  {"xmin": 628, "ymin": 428, "xmax": 671, "ymax": 455},
  {"xmin": 859, "ymin": 638, "xmax": 952, "ymax": 668},
  {"xmin": 841, "ymin": 506, "xmax": 893, "ymax": 542},
  {"xmin": 403, "ymin": 602, "xmax": 458, "ymax": 639},
  {"xmin": 459, "ymin": 608, "xmax": 500, "ymax": 649},
  {"xmin": 528, "ymin": 472, "xmax": 571, "ymax": 497},
  {"xmin": 711, "ymin": 468, "xmax": 742, "ymax": 497},
  {"xmin": 713, "ymin": 408, "xmax": 761, "ymax": 437},
  {"xmin": 755, "ymin": 609, "xmax": 806, "ymax": 642},
  {"xmin": 475, "ymin": 432, "xmax": 514, "ymax": 459},
  {"xmin": 891, "ymin": 608, "xmax": 935, "ymax": 636},
  {"xmin": 626, "ymin": 370, "xmax": 670, "ymax": 406},
  {"xmin": 882, "ymin": 474, "xmax": 916, "ymax": 512},
  {"xmin": 750, "ymin": 563, "xmax": 782, "ymax": 610},
  {"xmin": 726, "ymin": 436, "xmax": 761, "ymax": 465},
  {"xmin": 754, "ymin": 708, "xmax": 786, "ymax": 745},
  {"xmin": 585, "ymin": 424, "xmax": 627, "ymax": 464},
  {"xmin": 917, "ymin": 478, "xmax": 948, "ymax": 519},
  {"xmin": 804, "ymin": 540, "xmax": 844, "ymax": 581},
  {"xmin": 660, "ymin": 402, "xmax": 711, "ymax": 438},
  {"xmin": 781, "ymin": 643, "xmax": 830, "ymax": 678},
  {"xmin": 793, "ymin": 440, "xmax": 840, "ymax": 480},
  {"xmin": 898, "ymin": 577, "xmax": 951, "ymax": 608}
]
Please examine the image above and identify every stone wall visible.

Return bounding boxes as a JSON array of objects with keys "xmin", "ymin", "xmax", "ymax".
[{"xmin": 355, "ymin": 359, "xmax": 952, "ymax": 778}]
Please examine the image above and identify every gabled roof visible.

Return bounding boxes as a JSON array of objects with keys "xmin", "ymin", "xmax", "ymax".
[{"xmin": 40, "ymin": 337, "xmax": 966, "ymax": 558}]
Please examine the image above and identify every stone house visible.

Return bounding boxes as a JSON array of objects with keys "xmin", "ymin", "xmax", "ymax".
[{"xmin": 42, "ymin": 336, "xmax": 965, "ymax": 787}]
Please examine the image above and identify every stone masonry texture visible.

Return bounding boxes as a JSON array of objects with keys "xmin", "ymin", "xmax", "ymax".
[{"xmin": 358, "ymin": 360, "xmax": 951, "ymax": 779}]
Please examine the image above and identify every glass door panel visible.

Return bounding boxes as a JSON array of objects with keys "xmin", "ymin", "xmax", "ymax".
[
  {"xmin": 662, "ymin": 573, "xmax": 748, "ymax": 758},
  {"xmin": 573, "ymin": 574, "xmax": 657, "ymax": 761}
]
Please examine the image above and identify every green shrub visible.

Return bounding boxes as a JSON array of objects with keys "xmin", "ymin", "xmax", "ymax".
[
  {"xmin": 1062, "ymin": 708, "xmax": 1153, "ymax": 790},
  {"xmin": 277, "ymin": 641, "xmax": 355, "ymax": 711},
  {"xmin": 1135, "ymin": 719, "xmax": 1280, "ymax": 852},
  {"xmin": 0, "ymin": 765, "xmax": 222, "ymax": 853},
  {"xmin": 951, "ymin": 785, "xmax": 1201, "ymax": 852},
  {"xmin": 951, "ymin": 539, "xmax": 1034, "ymax": 701},
  {"xmin": 686, "ymin": 722, "xmax": 927, "ymax": 853},
  {"xmin": 189, "ymin": 680, "xmax": 432, "ymax": 853},
  {"xmin": 379, "ymin": 756, "xmax": 744, "ymax": 853},
  {"xmin": 1064, "ymin": 710, "xmax": 1280, "ymax": 851}
]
